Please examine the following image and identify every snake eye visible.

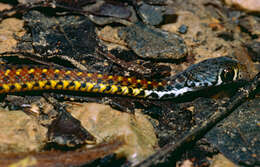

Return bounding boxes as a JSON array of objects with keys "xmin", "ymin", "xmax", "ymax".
[{"xmin": 220, "ymin": 68, "xmax": 235, "ymax": 82}]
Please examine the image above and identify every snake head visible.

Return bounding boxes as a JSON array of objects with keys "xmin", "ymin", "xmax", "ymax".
[
  {"xmin": 182, "ymin": 56, "xmax": 250, "ymax": 88},
  {"xmin": 145, "ymin": 56, "xmax": 250, "ymax": 99},
  {"xmin": 216, "ymin": 58, "xmax": 250, "ymax": 85},
  {"xmin": 171, "ymin": 56, "xmax": 250, "ymax": 90},
  {"xmin": 168, "ymin": 57, "xmax": 249, "ymax": 96}
]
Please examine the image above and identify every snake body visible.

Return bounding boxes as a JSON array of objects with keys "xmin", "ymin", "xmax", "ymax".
[{"xmin": 0, "ymin": 57, "xmax": 248, "ymax": 99}]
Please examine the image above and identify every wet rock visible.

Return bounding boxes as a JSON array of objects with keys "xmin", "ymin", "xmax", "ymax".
[
  {"xmin": 239, "ymin": 16, "xmax": 260, "ymax": 36},
  {"xmin": 47, "ymin": 108, "xmax": 96, "ymax": 146},
  {"xmin": 178, "ymin": 24, "xmax": 188, "ymax": 34},
  {"xmin": 206, "ymin": 98, "xmax": 260, "ymax": 166},
  {"xmin": 21, "ymin": 10, "xmax": 113, "ymax": 72},
  {"xmin": 137, "ymin": 3, "xmax": 164, "ymax": 25},
  {"xmin": 142, "ymin": 102, "xmax": 194, "ymax": 147},
  {"xmin": 225, "ymin": 0, "xmax": 260, "ymax": 12},
  {"xmin": 83, "ymin": 1, "xmax": 131, "ymax": 19},
  {"xmin": 118, "ymin": 23, "xmax": 187, "ymax": 60},
  {"xmin": 0, "ymin": 3, "xmax": 12, "ymax": 11},
  {"xmin": 0, "ymin": 18, "xmax": 25, "ymax": 54},
  {"xmin": 55, "ymin": 0, "xmax": 96, "ymax": 9},
  {"xmin": 23, "ymin": 10, "xmax": 98, "ymax": 59},
  {"xmin": 210, "ymin": 154, "xmax": 237, "ymax": 167},
  {"xmin": 136, "ymin": 0, "xmax": 176, "ymax": 26},
  {"xmin": 88, "ymin": 14, "xmax": 134, "ymax": 26},
  {"xmin": 4, "ymin": 95, "xmax": 96, "ymax": 147},
  {"xmin": 85, "ymin": 1, "xmax": 138, "ymax": 25},
  {"xmin": 143, "ymin": 0, "xmax": 171, "ymax": 5},
  {"xmin": 246, "ymin": 40, "xmax": 260, "ymax": 62},
  {"xmin": 68, "ymin": 103, "xmax": 158, "ymax": 164},
  {"xmin": 0, "ymin": 109, "xmax": 47, "ymax": 153},
  {"xmin": 98, "ymin": 26, "xmax": 127, "ymax": 47}
]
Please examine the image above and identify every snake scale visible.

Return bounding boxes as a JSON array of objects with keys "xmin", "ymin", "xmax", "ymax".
[{"xmin": 0, "ymin": 57, "xmax": 248, "ymax": 99}]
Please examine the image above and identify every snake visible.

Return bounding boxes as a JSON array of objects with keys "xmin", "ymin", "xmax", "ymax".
[{"xmin": 0, "ymin": 57, "xmax": 248, "ymax": 100}]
